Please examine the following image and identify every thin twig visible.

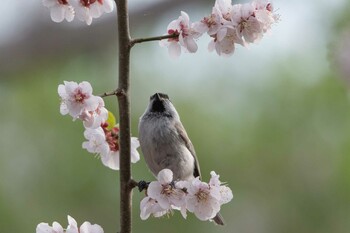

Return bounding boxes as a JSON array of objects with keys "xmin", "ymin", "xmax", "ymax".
[
  {"xmin": 131, "ymin": 33, "xmax": 178, "ymax": 47},
  {"xmin": 129, "ymin": 179, "xmax": 139, "ymax": 189},
  {"xmin": 98, "ymin": 90, "xmax": 118, "ymax": 98}
]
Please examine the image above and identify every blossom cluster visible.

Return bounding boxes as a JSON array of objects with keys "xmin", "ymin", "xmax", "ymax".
[
  {"xmin": 58, "ymin": 81, "xmax": 140, "ymax": 170},
  {"xmin": 161, "ymin": 0, "xmax": 279, "ymax": 57},
  {"xmin": 42, "ymin": 0, "xmax": 115, "ymax": 25},
  {"xmin": 36, "ymin": 215, "xmax": 103, "ymax": 233},
  {"xmin": 140, "ymin": 169, "xmax": 233, "ymax": 222}
]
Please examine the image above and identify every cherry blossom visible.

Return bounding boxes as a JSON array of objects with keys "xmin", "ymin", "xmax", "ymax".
[
  {"xmin": 182, "ymin": 171, "xmax": 233, "ymax": 221},
  {"xmin": 36, "ymin": 222, "xmax": 63, "ymax": 233},
  {"xmin": 161, "ymin": 0, "xmax": 279, "ymax": 57},
  {"xmin": 184, "ymin": 177, "xmax": 221, "ymax": 221},
  {"xmin": 82, "ymin": 127, "xmax": 110, "ymax": 155},
  {"xmin": 100, "ymin": 123, "xmax": 140, "ymax": 170},
  {"xmin": 139, "ymin": 170, "xmax": 233, "ymax": 222},
  {"xmin": 209, "ymin": 171, "xmax": 233, "ymax": 205},
  {"xmin": 66, "ymin": 215, "xmax": 104, "ymax": 233},
  {"xmin": 208, "ymin": 27, "xmax": 243, "ymax": 57},
  {"xmin": 42, "ymin": 0, "xmax": 74, "ymax": 23},
  {"xmin": 36, "ymin": 216, "xmax": 103, "ymax": 233},
  {"xmin": 231, "ymin": 3, "xmax": 263, "ymax": 43},
  {"xmin": 82, "ymin": 123, "xmax": 140, "ymax": 170},
  {"xmin": 80, "ymin": 96, "xmax": 108, "ymax": 129},
  {"xmin": 69, "ymin": 0, "xmax": 115, "ymax": 25},
  {"xmin": 160, "ymin": 11, "xmax": 201, "ymax": 58},
  {"xmin": 147, "ymin": 169, "xmax": 187, "ymax": 215},
  {"xmin": 140, "ymin": 196, "xmax": 168, "ymax": 220},
  {"xmin": 214, "ymin": 0, "xmax": 233, "ymax": 22},
  {"xmin": 253, "ymin": 1, "xmax": 280, "ymax": 33},
  {"xmin": 58, "ymin": 81, "xmax": 99, "ymax": 120}
]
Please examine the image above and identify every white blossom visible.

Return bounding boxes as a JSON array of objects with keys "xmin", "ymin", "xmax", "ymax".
[
  {"xmin": 208, "ymin": 27, "xmax": 243, "ymax": 56},
  {"xmin": 100, "ymin": 136, "xmax": 140, "ymax": 170},
  {"xmin": 140, "ymin": 196, "xmax": 168, "ymax": 220},
  {"xmin": 160, "ymin": 11, "xmax": 201, "ymax": 58},
  {"xmin": 139, "ymin": 171, "xmax": 233, "ymax": 222},
  {"xmin": 185, "ymin": 177, "xmax": 222, "ymax": 221},
  {"xmin": 253, "ymin": 1, "xmax": 280, "ymax": 32},
  {"xmin": 36, "ymin": 216, "xmax": 103, "ymax": 233},
  {"xmin": 36, "ymin": 222, "xmax": 63, "ymax": 233},
  {"xmin": 147, "ymin": 169, "xmax": 187, "ymax": 211},
  {"xmin": 42, "ymin": 0, "xmax": 74, "ymax": 23},
  {"xmin": 160, "ymin": 0, "xmax": 279, "ymax": 57},
  {"xmin": 82, "ymin": 127, "xmax": 109, "ymax": 155},
  {"xmin": 82, "ymin": 125, "xmax": 140, "ymax": 170},
  {"xmin": 209, "ymin": 171, "xmax": 233, "ymax": 205},
  {"xmin": 66, "ymin": 215, "xmax": 103, "ymax": 233},
  {"xmin": 69, "ymin": 0, "xmax": 115, "ymax": 25},
  {"xmin": 58, "ymin": 81, "xmax": 99, "ymax": 119},
  {"xmin": 214, "ymin": 0, "xmax": 233, "ymax": 22},
  {"xmin": 80, "ymin": 96, "xmax": 108, "ymax": 129},
  {"xmin": 231, "ymin": 3, "xmax": 263, "ymax": 43}
]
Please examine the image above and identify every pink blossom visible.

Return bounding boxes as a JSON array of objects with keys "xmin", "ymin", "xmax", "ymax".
[
  {"xmin": 147, "ymin": 169, "xmax": 187, "ymax": 212},
  {"xmin": 82, "ymin": 127, "xmax": 110, "ymax": 155},
  {"xmin": 184, "ymin": 172, "xmax": 233, "ymax": 221},
  {"xmin": 231, "ymin": 3, "xmax": 263, "ymax": 43},
  {"xmin": 36, "ymin": 216, "xmax": 103, "ymax": 233},
  {"xmin": 193, "ymin": 7, "xmax": 223, "ymax": 36},
  {"xmin": 80, "ymin": 96, "xmax": 108, "ymax": 129},
  {"xmin": 253, "ymin": 1, "xmax": 280, "ymax": 33},
  {"xmin": 161, "ymin": 0, "xmax": 279, "ymax": 56},
  {"xmin": 185, "ymin": 177, "xmax": 222, "ymax": 221},
  {"xmin": 214, "ymin": 0, "xmax": 233, "ymax": 22},
  {"xmin": 140, "ymin": 196, "xmax": 168, "ymax": 220},
  {"xmin": 69, "ymin": 0, "xmax": 115, "ymax": 25},
  {"xmin": 36, "ymin": 222, "xmax": 63, "ymax": 233},
  {"xmin": 208, "ymin": 27, "xmax": 243, "ymax": 56},
  {"xmin": 160, "ymin": 11, "xmax": 201, "ymax": 58},
  {"xmin": 66, "ymin": 215, "xmax": 103, "ymax": 233},
  {"xmin": 82, "ymin": 124, "xmax": 140, "ymax": 170},
  {"xmin": 209, "ymin": 171, "xmax": 233, "ymax": 205},
  {"xmin": 58, "ymin": 81, "xmax": 99, "ymax": 119},
  {"xmin": 139, "ymin": 171, "xmax": 233, "ymax": 222}
]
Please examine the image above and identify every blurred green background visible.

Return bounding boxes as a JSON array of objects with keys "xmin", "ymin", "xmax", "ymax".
[{"xmin": 1, "ymin": 0, "xmax": 350, "ymax": 232}]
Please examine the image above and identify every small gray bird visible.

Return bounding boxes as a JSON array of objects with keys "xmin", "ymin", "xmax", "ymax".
[{"xmin": 138, "ymin": 93, "xmax": 224, "ymax": 225}]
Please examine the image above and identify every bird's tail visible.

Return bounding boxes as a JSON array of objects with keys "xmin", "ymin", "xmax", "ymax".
[{"xmin": 213, "ymin": 212, "xmax": 225, "ymax": 226}]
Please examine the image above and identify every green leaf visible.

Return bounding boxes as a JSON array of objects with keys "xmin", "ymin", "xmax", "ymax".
[{"xmin": 106, "ymin": 111, "xmax": 116, "ymax": 130}]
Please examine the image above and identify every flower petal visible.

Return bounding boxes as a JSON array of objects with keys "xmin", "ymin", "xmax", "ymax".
[
  {"xmin": 36, "ymin": 223, "xmax": 53, "ymax": 233},
  {"xmin": 50, "ymin": 5, "xmax": 65, "ymax": 23},
  {"xmin": 101, "ymin": 151, "xmax": 120, "ymax": 170},
  {"xmin": 168, "ymin": 42, "xmax": 181, "ymax": 58},
  {"xmin": 157, "ymin": 169, "xmax": 173, "ymax": 184},
  {"xmin": 80, "ymin": 221, "xmax": 104, "ymax": 233}
]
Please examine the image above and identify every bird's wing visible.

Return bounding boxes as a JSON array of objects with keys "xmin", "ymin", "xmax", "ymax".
[{"xmin": 175, "ymin": 121, "xmax": 201, "ymax": 179}]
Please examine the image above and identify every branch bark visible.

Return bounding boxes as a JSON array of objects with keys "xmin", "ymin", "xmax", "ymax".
[
  {"xmin": 131, "ymin": 33, "xmax": 179, "ymax": 47},
  {"xmin": 115, "ymin": 0, "xmax": 133, "ymax": 233},
  {"xmin": 98, "ymin": 90, "xmax": 118, "ymax": 98}
]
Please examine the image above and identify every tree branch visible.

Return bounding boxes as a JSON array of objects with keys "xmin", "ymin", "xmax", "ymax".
[
  {"xmin": 131, "ymin": 33, "xmax": 179, "ymax": 47},
  {"xmin": 98, "ymin": 90, "xmax": 118, "ymax": 98},
  {"xmin": 115, "ymin": 0, "xmax": 133, "ymax": 233}
]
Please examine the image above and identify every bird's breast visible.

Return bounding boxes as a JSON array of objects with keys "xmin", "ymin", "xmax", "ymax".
[{"xmin": 139, "ymin": 119, "xmax": 194, "ymax": 180}]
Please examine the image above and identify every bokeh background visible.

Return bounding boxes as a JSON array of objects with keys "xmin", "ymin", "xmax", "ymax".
[{"xmin": 1, "ymin": 0, "xmax": 350, "ymax": 232}]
